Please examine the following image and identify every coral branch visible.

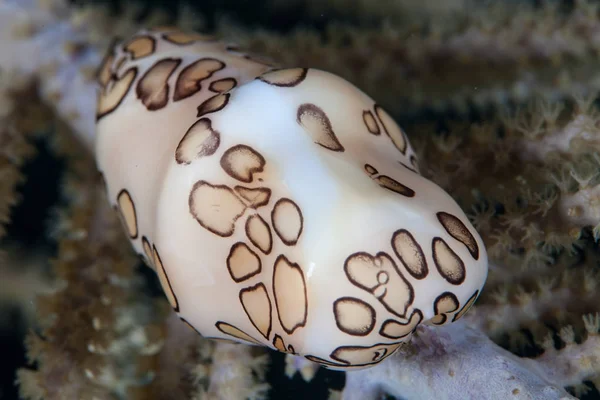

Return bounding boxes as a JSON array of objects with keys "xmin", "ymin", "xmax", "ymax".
[
  {"xmin": 341, "ymin": 321, "xmax": 575, "ymax": 400},
  {"xmin": 284, "ymin": 354, "xmax": 320, "ymax": 382},
  {"xmin": 16, "ymin": 127, "xmax": 166, "ymax": 399},
  {"xmin": 534, "ymin": 318, "xmax": 600, "ymax": 391},
  {"xmin": 200, "ymin": 343, "xmax": 270, "ymax": 400},
  {"xmin": 0, "ymin": 0, "xmax": 100, "ymax": 152}
]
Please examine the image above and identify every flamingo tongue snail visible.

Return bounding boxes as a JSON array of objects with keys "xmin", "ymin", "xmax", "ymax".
[{"xmin": 94, "ymin": 27, "xmax": 488, "ymax": 370}]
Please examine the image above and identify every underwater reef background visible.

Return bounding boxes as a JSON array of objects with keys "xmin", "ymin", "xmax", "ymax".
[{"xmin": 1, "ymin": 0, "xmax": 600, "ymax": 399}]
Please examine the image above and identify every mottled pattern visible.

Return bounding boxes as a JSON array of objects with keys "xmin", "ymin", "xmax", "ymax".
[
  {"xmin": 271, "ymin": 198, "xmax": 303, "ymax": 246},
  {"xmin": 174, "ymin": 58, "xmax": 225, "ymax": 101},
  {"xmin": 163, "ymin": 31, "xmax": 215, "ymax": 45},
  {"xmin": 258, "ymin": 68, "xmax": 307, "ymax": 87},
  {"xmin": 344, "ymin": 252, "xmax": 414, "ymax": 318},
  {"xmin": 437, "ymin": 212, "xmax": 480, "ymax": 260},
  {"xmin": 392, "ymin": 229, "xmax": 428, "ymax": 279},
  {"xmin": 116, "ymin": 189, "xmax": 138, "ymax": 239},
  {"xmin": 220, "ymin": 145, "xmax": 265, "ymax": 182},
  {"xmin": 210, "ymin": 77, "xmax": 237, "ymax": 93},
  {"xmin": 297, "ymin": 103, "xmax": 345, "ymax": 152},
  {"xmin": 136, "ymin": 58, "xmax": 181, "ymax": 111},
  {"xmin": 175, "ymin": 118, "xmax": 221, "ymax": 165},
  {"xmin": 197, "ymin": 93, "xmax": 230, "ymax": 117},
  {"xmin": 96, "ymin": 30, "xmax": 270, "ymax": 120},
  {"xmin": 245, "ymin": 215, "xmax": 272, "ymax": 254},
  {"xmin": 431, "ymin": 292, "xmax": 459, "ymax": 325},
  {"xmin": 239, "ymin": 283, "xmax": 272, "ymax": 339},
  {"xmin": 97, "ymin": 68, "xmax": 137, "ymax": 119},
  {"xmin": 95, "ymin": 28, "xmax": 488, "ymax": 370},
  {"xmin": 334, "ymin": 297, "xmax": 376, "ymax": 336},
  {"xmin": 375, "ymin": 104, "xmax": 407, "ymax": 154},
  {"xmin": 362, "ymin": 110, "xmax": 380, "ymax": 135},
  {"xmin": 379, "ymin": 310, "xmax": 422, "ymax": 339},
  {"xmin": 188, "ymin": 181, "xmax": 247, "ymax": 237},
  {"xmin": 365, "ymin": 163, "xmax": 415, "ymax": 197},
  {"xmin": 153, "ymin": 245, "xmax": 179, "ymax": 311},
  {"xmin": 433, "ymin": 237, "xmax": 466, "ymax": 285},
  {"xmin": 123, "ymin": 35, "xmax": 155, "ymax": 59},
  {"xmin": 227, "ymin": 242, "xmax": 262, "ymax": 283}
]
